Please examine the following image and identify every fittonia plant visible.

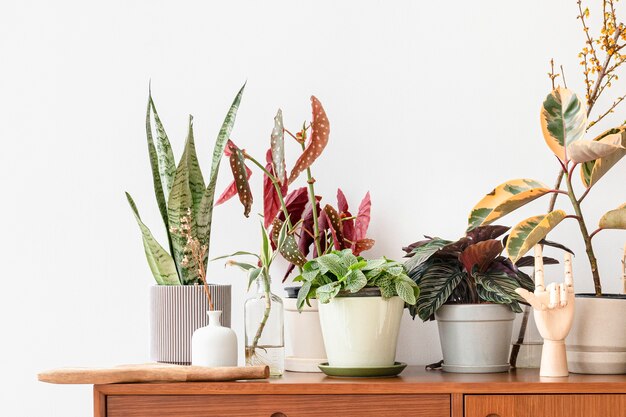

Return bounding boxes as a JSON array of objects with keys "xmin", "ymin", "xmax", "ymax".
[{"xmin": 126, "ymin": 84, "xmax": 245, "ymax": 285}]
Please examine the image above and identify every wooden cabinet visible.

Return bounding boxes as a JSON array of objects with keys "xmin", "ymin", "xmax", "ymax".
[
  {"xmin": 465, "ymin": 394, "xmax": 626, "ymax": 417},
  {"xmin": 94, "ymin": 368, "xmax": 626, "ymax": 417},
  {"xmin": 106, "ymin": 394, "xmax": 450, "ymax": 417}
]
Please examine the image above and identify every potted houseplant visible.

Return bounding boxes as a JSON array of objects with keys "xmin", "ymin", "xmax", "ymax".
[
  {"xmin": 216, "ymin": 96, "xmax": 375, "ymax": 372},
  {"xmin": 470, "ymin": 1, "xmax": 626, "ymax": 373},
  {"xmin": 296, "ymin": 249, "xmax": 419, "ymax": 375},
  {"xmin": 403, "ymin": 225, "xmax": 546, "ymax": 373},
  {"xmin": 125, "ymin": 84, "xmax": 245, "ymax": 364}
]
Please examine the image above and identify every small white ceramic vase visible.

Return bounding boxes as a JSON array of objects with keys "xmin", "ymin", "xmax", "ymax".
[{"xmin": 191, "ymin": 310, "xmax": 238, "ymax": 367}]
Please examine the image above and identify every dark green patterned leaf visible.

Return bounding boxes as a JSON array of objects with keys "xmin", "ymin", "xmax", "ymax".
[{"xmin": 413, "ymin": 262, "xmax": 465, "ymax": 321}]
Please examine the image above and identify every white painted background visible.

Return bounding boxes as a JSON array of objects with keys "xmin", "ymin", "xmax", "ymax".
[{"xmin": 1, "ymin": 0, "xmax": 624, "ymax": 415}]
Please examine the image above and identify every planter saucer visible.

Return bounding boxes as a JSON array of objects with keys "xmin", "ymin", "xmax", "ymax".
[{"xmin": 318, "ymin": 362, "xmax": 407, "ymax": 378}]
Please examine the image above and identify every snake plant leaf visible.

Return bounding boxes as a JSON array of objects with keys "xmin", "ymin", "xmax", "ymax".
[
  {"xmin": 126, "ymin": 192, "xmax": 180, "ymax": 285},
  {"xmin": 413, "ymin": 262, "xmax": 465, "ymax": 321},
  {"xmin": 197, "ymin": 83, "xmax": 245, "ymax": 245},
  {"xmin": 403, "ymin": 238, "xmax": 451, "ymax": 274},
  {"xmin": 184, "ymin": 116, "xmax": 206, "ymax": 216},
  {"xmin": 149, "ymin": 93, "xmax": 177, "ymax": 199},
  {"xmin": 580, "ymin": 127, "xmax": 626, "ymax": 187},
  {"xmin": 599, "ymin": 203, "xmax": 626, "ymax": 229},
  {"xmin": 288, "ymin": 96, "xmax": 330, "ymax": 184},
  {"xmin": 229, "ymin": 146, "xmax": 253, "ymax": 217},
  {"xmin": 506, "ymin": 210, "xmax": 567, "ymax": 264},
  {"xmin": 567, "ymin": 133, "xmax": 624, "ymax": 163},
  {"xmin": 475, "ymin": 271, "xmax": 524, "ymax": 313},
  {"xmin": 145, "ymin": 95, "xmax": 170, "ymax": 232},
  {"xmin": 270, "ymin": 109, "xmax": 287, "ymax": 184},
  {"xmin": 467, "ymin": 179, "xmax": 551, "ymax": 231},
  {"xmin": 540, "ymin": 87, "xmax": 587, "ymax": 161},
  {"xmin": 167, "ymin": 119, "xmax": 202, "ymax": 284}
]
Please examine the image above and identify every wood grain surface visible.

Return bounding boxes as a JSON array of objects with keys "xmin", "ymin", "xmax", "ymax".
[
  {"xmin": 465, "ymin": 394, "xmax": 626, "ymax": 417},
  {"xmin": 107, "ymin": 394, "xmax": 450, "ymax": 417},
  {"xmin": 39, "ymin": 364, "xmax": 268, "ymax": 384}
]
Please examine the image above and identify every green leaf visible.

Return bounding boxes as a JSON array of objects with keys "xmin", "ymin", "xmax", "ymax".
[
  {"xmin": 540, "ymin": 87, "xmax": 587, "ymax": 161},
  {"xmin": 363, "ymin": 258, "xmax": 386, "ymax": 271},
  {"xmin": 227, "ymin": 261, "xmax": 257, "ymax": 272},
  {"xmin": 270, "ymin": 109, "xmax": 286, "ymax": 184},
  {"xmin": 316, "ymin": 253, "xmax": 348, "ymax": 278},
  {"xmin": 580, "ymin": 127, "xmax": 626, "ymax": 187},
  {"xmin": 395, "ymin": 279, "xmax": 416, "ymax": 305},
  {"xmin": 316, "ymin": 282, "xmax": 341, "ymax": 304},
  {"xmin": 297, "ymin": 281, "xmax": 312, "ymax": 309},
  {"xmin": 248, "ymin": 267, "xmax": 263, "ymax": 290},
  {"xmin": 403, "ymin": 238, "xmax": 451, "ymax": 274},
  {"xmin": 211, "ymin": 251, "xmax": 260, "ymax": 261},
  {"xmin": 126, "ymin": 192, "xmax": 180, "ymax": 285},
  {"xmin": 412, "ymin": 262, "xmax": 465, "ymax": 321},
  {"xmin": 144, "ymin": 92, "xmax": 170, "ymax": 239},
  {"xmin": 197, "ymin": 83, "xmax": 246, "ymax": 246},
  {"xmin": 599, "ymin": 203, "xmax": 626, "ymax": 229},
  {"xmin": 475, "ymin": 271, "xmax": 525, "ymax": 312},
  {"xmin": 344, "ymin": 270, "xmax": 367, "ymax": 293},
  {"xmin": 506, "ymin": 210, "xmax": 567, "ymax": 263},
  {"xmin": 167, "ymin": 123, "xmax": 197, "ymax": 284},
  {"xmin": 149, "ymin": 92, "xmax": 176, "ymax": 199},
  {"xmin": 260, "ymin": 222, "xmax": 272, "ymax": 266},
  {"xmin": 377, "ymin": 274, "xmax": 396, "ymax": 298},
  {"xmin": 184, "ymin": 116, "xmax": 206, "ymax": 217},
  {"xmin": 467, "ymin": 179, "xmax": 551, "ymax": 230}
]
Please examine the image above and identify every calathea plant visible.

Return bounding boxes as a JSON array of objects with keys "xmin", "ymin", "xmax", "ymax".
[
  {"xmin": 403, "ymin": 225, "xmax": 547, "ymax": 321},
  {"xmin": 216, "ymin": 96, "xmax": 375, "ymax": 282},
  {"xmin": 295, "ymin": 249, "xmax": 420, "ymax": 310},
  {"xmin": 126, "ymin": 84, "xmax": 245, "ymax": 285}
]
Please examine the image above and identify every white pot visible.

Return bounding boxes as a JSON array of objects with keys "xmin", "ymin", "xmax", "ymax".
[
  {"xmin": 566, "ymin": 295, "xmax": 626, "ymax": 374},
  {"xmin": 192, "ymin": 310, "xmax": 238, "ymax": 367},
  {"xmin": 150, "ymin": 284, "xmax": 231, "ymax": 364},
  {"xmin": 436, "ymin": 304, "xmax": 515, "ymax": 373},
  {"xmin": 284, "ymin": 298, "xmax": 327, "ymax": 372},
  {"xmin": 318, "ymin": 295, "xmax": 404, "ymax": 367}
]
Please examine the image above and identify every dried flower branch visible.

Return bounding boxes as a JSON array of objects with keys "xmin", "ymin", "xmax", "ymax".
[{"xmin": 171, "ymin": 208, "xmax": 214, "ymax": 310}]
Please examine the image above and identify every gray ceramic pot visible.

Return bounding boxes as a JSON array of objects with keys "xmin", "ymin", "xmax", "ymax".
[
  {"xmin": 150, "ymin": 284, "xmax": 231, "ymax": 365},
  {"xmin": 435, "ymin": 304, "xmax": 515, "ymax": 373}
]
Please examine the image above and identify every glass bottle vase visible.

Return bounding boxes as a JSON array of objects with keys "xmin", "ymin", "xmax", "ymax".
[{"xmin": 244, "ymin": 275, "xmax": 284, "ymax": 376}]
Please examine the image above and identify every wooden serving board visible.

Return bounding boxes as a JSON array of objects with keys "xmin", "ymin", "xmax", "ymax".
[{"xmin": 38, "ymin": 364, "xmax": 269, "ymax": 384}]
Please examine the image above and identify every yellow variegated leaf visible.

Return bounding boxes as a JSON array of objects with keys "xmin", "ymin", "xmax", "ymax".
[
  {"xmin": 568, "ymin": 133, "xmax": 624, "ymax": 163},
  {"xmin": 506, "ymin": 210, "xmax": 567, "ymax": 264},
  {"xmin": 580, "ymin": 127, "xmax": 626, "ymax": 187},
  {"xmin": 599, "ymin": 203, "xmax": 626, "ymax": 230},
  {"xmin": 467, "ymin": 179, "xmax": 551, "ymax": 231},
  {"xmin": 540, "ymin": 87, "xmax": 587, "ymax": 161}
]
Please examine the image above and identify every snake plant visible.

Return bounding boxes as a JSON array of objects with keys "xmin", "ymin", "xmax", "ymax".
[{"xmin": 126, "ymin": 83, "xmax": 245, "ymax": 285}]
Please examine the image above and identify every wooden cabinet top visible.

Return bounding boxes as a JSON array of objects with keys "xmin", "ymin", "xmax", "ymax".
[{"xmin": 95, "ymin": 367, "xmax": 626, "ymax": 396}]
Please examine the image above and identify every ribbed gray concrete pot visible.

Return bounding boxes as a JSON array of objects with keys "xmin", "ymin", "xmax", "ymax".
[
  {"xmin": 435, "ymin": 304, "xmax": 515, "ymax": 373},
  {"xmin": 150, "ymin": 284, "xmax": 231, "ymax": 365},
  {"xmin": 566, "ymin": 294, "xmax": 626, "ymax": 374}
]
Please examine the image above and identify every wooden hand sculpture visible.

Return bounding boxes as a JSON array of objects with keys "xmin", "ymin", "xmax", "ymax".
[{"xmin": 515, "ymin": 245, "xmax": 575, "ymax": 377}]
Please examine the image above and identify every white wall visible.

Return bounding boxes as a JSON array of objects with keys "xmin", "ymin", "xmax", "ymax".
[{"xmin": 1, "ymin": 0, "xmax": 624, "ymax": 415}]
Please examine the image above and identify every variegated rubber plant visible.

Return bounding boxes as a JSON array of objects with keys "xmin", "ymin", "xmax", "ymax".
[
  {"xmin": 126, "ymin": 84, "xmax": 245, "ymax": 285},
  {"xmin": 216, "ymin": 96, "xmax": 375, "ymax": 283},
  {"xmin": 467, "ymin": 87, "xmax": 626, "ymax": 296}
]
